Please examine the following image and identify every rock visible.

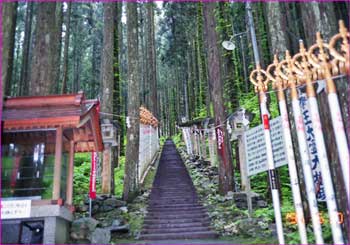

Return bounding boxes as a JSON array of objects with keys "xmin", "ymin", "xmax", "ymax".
[
  {"xmin": 104, "ymin": 198, "xmax": 126, "ymax": 208},
  {"xmin": 119, "ymin": 206, "xmax": 128, "ymax": 213},
  {"xmin": 236, "ymin": 218, "xmax": 272, "ymax": 238},
  {"xmin": 90, "ymin": 228, "xmax": 111, "ymax": 244},
  {"xmin": 225, "ymin": 191, "xmax": 234, "ymax": 200},
  {"xmin": 92, "ymin": 204, "xmax": 100, "ymax": 214},
  {"xmin": 76, "ymin": 205, "xmax": 88, "ymax": 212},
  {"xmin": 258, "ymin": 220, "xmax": 269, "ymax": 229},
  {"xmin": 110, "ymin": 224, "xmax": 130, "ymax": 233},
  {"xmin": 100, "ymin": 204, "xmax": 114, "ymax": 212},
  {"xmin": 257, "ymin": 200, "xmax": 268, "ymax": 208},
  {"xmin": 70, "ymin": 217, "xmax": 98, "ymax": 240},
  {"xmin": 268, "ymin": 223, "xmax": 277, "ymax": 237},
  {"xmin": 112, "ymin": 219, "xmax": 122, "ymax": 227},
  {"xmin": 97, "ymin": 194, "xmax": 110, "ymax": 201}
]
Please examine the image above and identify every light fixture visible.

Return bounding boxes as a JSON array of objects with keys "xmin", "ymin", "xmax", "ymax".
[{"xmin": 222, "ymin": 40, "xmax": 235, "ymax": 50}]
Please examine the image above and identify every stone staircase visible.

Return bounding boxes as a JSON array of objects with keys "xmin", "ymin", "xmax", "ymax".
[{"xmin": 139, "ymin": 140, "xmax": 217, "ymax": 240}]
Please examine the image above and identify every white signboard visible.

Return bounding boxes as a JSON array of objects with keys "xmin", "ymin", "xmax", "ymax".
[
  {"xmin": 182, "ymin": 127, "xmax": 193, "ymax": 155},
  {"xmin": 299, "ymin": 93, "xmax": 325, "ymax": 202},
  {"xmin": 244, "ymin": 116, "xmax": 288, "ymax": 176},
  {"xmin": 1, "ymin": 200, "xmax": 31, "ymax": 219}
]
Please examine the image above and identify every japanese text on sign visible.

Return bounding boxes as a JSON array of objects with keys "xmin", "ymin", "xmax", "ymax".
[
  {"xmin": 244, "ymin": 116, "xmax": 288, "ymax": 176},
  {"xmin": 299, "ymin": 93, "xmax": 325, "ymax": 202},
  {"xmin": 1, "ymin": 200, "xmax": 31, "ymax": 219}
]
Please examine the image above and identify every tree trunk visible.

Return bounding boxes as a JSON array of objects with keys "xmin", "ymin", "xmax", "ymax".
[
  {"xmin": 19, "ymin": 2, "xmax": 33, "ymax": 96},
  {"xmin": 100, "ymin": 3, "xmax": 116, "ymax": 194},
  {"xmin": 139, "ymin": 5, "xmax": 147, "ymax": 106},
  {"xmin": 123, "ymin": 2, "xmax": 140, "ymax": 201},
  {"xmin": 203, "ymin": 2, "xmax": 234, "ymax": 195},
  {"xmin": 61, "ymin": 2, "xmax": 72, "ymax": 94},
  {"xmin": 146, "ymin": 3, "xmax": 157, "ymax": 117},
  {"xmin": 218, "ymin": 2, "xmax": 237, "ymax": 112},
  {"xmin": 265, "ymin": 2, "xmax": 290, "ymax": 60},
  {"xmin": 53, "ymin": 3, "xmax": 63, "ymax": 93},
  {"xmin": 29, "ymin": 2, "xmax": 57, "ymax": 96},
  {"xmin": 196, "ymin": 3, "xmax": 210, "ymax": 116},
  {"xmin": 111, "ymin": 2, "xmax": 123, "ymax": 194},
  {"xmin": 300, "ymin": 2, "xmax": 337, "ymax": 46},
  {"xmin": 2, "ymin": 2, "xmax": 17, "ymax": 99}
]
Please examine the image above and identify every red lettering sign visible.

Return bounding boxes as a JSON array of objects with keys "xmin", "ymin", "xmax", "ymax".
[{"xmin": 263, "ymin": 114, "xmax": 270, "ymax": 129}]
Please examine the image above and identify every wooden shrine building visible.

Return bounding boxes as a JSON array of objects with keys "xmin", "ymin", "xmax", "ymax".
[{"xmin": 1, "ymin": 92, "xmax": 103, "ymax": 244}]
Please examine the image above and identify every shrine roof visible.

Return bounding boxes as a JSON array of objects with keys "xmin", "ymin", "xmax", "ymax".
[{"xmin": 2, "ymin": 92, "xmax": 103, "ymax": 152}]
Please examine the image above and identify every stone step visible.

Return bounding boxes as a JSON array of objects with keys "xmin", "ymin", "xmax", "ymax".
[
  {"xmin": 148, "ymin": 200, "xmax": 199, "ymax": 206},
  {"xmin": 142, "ymin": 221, "xmax": 211, "ymax": 230},
  {"xmin": 143, "ymin": 216, "xmax": 210, "ymax": 225},
  {"xmin": 145, "ymin": 212, "xmax": 208, "ymax": 220},
  {"xmin": 139, "ymin": 231, "xmax": 218, "ymax": 240},
  {"xmin": 149, "ymin": 194, "xmax": 198, "ymax": 199},
  {"xmin": 147, "ymin": 206, "xmax": 206, "ymax": 213},
  {"xmin": 148, "ymin": 203, "xmax": 203, "ymax": 209},
  {"xmin": 141, "ymin": 226, "xmax": 210, "ymax": 235}
]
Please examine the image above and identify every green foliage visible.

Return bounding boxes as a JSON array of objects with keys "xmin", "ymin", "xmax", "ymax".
[
  {"xmin": 73, "ymin": 153, "xmax": 92, "ymax": 205},
  {"xmin": 114, "ymin": 156, "xmax": 125, "ymax": 198},
  {"xmin": 198, "ymin": 106, "xmax": 208, "ymax": 118},
  {"xmin": 172, "ymin": 133, "xmax": 184, "ymax": 148},
  {"xmin": 159, "ymin": 136, "xmax": 167, "ymax": 146}
]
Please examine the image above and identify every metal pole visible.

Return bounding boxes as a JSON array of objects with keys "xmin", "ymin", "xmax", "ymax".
[
  {"xmin": 312, "ymin": 31, "xmax": 349, "ymax": 201},
  {"xmin": 246, "ymin": 2, "xmax": 260, "ymax": 66},
  {"xmin": 278, "ymin": 51, "xmax": 324, "ymax": 244},
  {"xmin": 259, "ymin": 91, "xmax": 285, "ymax": 245},
  {"xmin": 250, "ymin": 67, "xmax": 285, "ymax": 244},
  {"xmin": 266, "ymin": 57, "xmax": 308, "ymax": 244},
  {"xmin": 247, "ymin": 2, "xmax": 284, "ymax": 243},
  {"xmin": 89, "ymin": 198, "xmax": 92, "ymax": 218},
  {"xmin": 293, "ymin": 42, "xmax": 344, "ymax": 244}
]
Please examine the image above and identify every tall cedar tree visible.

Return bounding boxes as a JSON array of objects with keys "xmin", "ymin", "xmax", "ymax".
[
  {"xmin": 266, "ymin": 2, "xmax": 290, "ymax": 59},
  {"xmin": 146, "ymin": 3, "xmax": 157, "ymax": 117},
  {"xmin": 61, "ymin": 2, "xmax": 72, "ymax": 94},
  {"xmin": 29, "ymin": 3, "xmax": 58, "ymax": 95},
  {"xmin": 123, "ymin": 2, "xmax": 140, "ymax": 201},
  {"xmin": 2, "ymin": 2, "xmax": 17, "ymax": 99},
  {"xmin": 19, "ymin": 2, "xmax": 33, "ymax": 96},
  {"xmin": 203, "ymin": 3, "xmax": 234, "ymax": 195},
  {"xmin": 100, "ymin": 3, "xmax": 116, "ymax": 194},
  {"xmin": 112, "ymin": 2, "xmax": 122, "ymax": 165}
]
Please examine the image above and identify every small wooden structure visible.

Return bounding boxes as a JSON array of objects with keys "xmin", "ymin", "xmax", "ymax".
[{"xmin": 1, "ymin": 92, "xmax": 103, "ymax": 244}]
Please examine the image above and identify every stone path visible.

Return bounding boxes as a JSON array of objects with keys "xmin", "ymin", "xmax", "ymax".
[{"xmin": 139, "ymin": 140, "xmax": 217, "ymax": 240}]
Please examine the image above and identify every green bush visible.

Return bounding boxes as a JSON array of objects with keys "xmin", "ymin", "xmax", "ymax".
[
  {"xmin": 114, "ymin": 156, "xmax": 125, "ymax": 198},
  {"xmin": 73, "ymin": 153, "xmax": 92, "ymax": 205}
]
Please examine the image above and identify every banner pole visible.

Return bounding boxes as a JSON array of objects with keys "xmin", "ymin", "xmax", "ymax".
[
  {"xmin": 266, "ymin": 56, "xmax": 308, "ymax": 244},
  {"xmin": 291, "ymin": 42, "xmax": 344, "ymax": 244},
  {"xmin": 250, "ymin": 66, "xmax": 285, "ymax": 244},
  {"xmin": 278, "ymin": 51, "xmax": 324, "ymax": 244},
  {"xmin": 311, "ymin": 30, "xmax": 350, "ymax": 201},
  {"xmin": 89, "ymin": 198, "xmax": 92, "ymax": 218}
]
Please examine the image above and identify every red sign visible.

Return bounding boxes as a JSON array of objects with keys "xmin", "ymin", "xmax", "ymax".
[
  {"xmin": 89, "ymin": 152, "xmax": 98, "ymax": 199},
  {"xmin": 216, "ymin": 127, "xmax": 224, "ymax": 151},
  {"xmin": 215, "ymin": 126, "xmax": 228, "ymax": 167},
  {"xmin": 263, "ymin": 114, "xmax": 270, "ymax": 130}
]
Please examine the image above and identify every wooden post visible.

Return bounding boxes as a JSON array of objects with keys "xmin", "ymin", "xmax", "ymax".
[
  {"xmin": 102, "ymin": 145, "xmax": 111, "ymax": 194},
  {"xmin": 201, "ymin": 131, "xmax": 207, "ymax": 159},
  {"xmin": 237, "ymin": 133, "xmax": 252, "ymax": 217},
  {"xmin": 52, "ymin": 126, "xmax": 63, "ymax": 200},
  {"xmin": 208, "ymin": 128, "xmax": 217, "ymax": 166},
  {"xmin": 66, "ymin": 141, "xmax": 74, "ymax": 205}
]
